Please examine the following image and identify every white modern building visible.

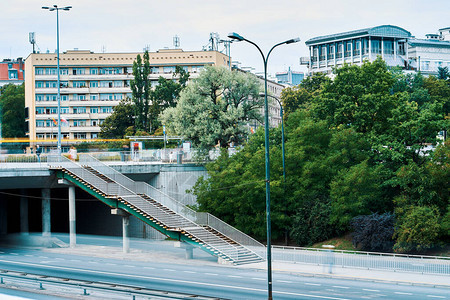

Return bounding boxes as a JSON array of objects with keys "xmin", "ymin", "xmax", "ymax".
[{"xmin": 303, "ymin": 25, "xmax": 450, "ymax": 76}]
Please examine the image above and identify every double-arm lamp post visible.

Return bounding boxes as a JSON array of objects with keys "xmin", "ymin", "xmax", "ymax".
[
  {"xmin": 228, "ymin": 32, "xmax": 299, "ymax": 300},
  {"xmin": 42, "ymin": 5, "xmax": 72, "ymax": 154}
]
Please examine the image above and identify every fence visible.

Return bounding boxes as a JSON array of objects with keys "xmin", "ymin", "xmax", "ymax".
[{"xmin": 272, "ymin": 245, "xmax": 450, "ymax": 275}]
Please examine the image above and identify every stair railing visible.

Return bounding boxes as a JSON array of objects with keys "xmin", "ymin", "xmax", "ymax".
[{"xmin": 79, "ymin": 154, "xmax": 264, "ymax": 250}]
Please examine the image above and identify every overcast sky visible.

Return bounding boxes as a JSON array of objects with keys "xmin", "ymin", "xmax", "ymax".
[{"xmin": 1, "ymin": 0, "xmax": 449, "ymax": 75}]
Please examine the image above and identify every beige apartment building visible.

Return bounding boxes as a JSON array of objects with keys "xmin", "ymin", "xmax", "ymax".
[{"xmin": 25, "ymin": 48, "xmax": 230, "ymax": 150}]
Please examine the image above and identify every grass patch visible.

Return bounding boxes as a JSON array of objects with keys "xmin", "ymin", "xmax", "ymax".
[{"xmin": 311, "ymin": 234, "xmax": 357, "ymax": 251}]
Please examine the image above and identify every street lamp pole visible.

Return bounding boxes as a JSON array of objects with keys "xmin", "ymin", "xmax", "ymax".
[
  {"xmin": 42, "ymin": 5, "xmax": 72, "ymax": 155},
  {"xmin": 228, "ymin": 32, "xmax": 299, "ymax": 300}
]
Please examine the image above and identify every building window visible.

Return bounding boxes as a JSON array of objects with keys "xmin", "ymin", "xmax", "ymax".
[
  {"xmin": 150, "ymin": 67, "xmax": 159, "ymax": 73},
  {"xmin": 73, "ymin": 81, "xmax": 87, "ymax": 88},
  {"xmin": 114, "ymin": 94, "xmax": 123, "ymax": 100},
  {"xmin": 353, "ymin": 41, "xmax": 361, "ymax": 56},
  {"xmin": 113, "ymin": 81, "xmax": 123, "ymax": 87},
  {"xmin": 74, "ymin": 120, "xmax": 87, "ymax": 127},
  {"xmin": 73, "ymin": 107, "xmax": 86, "ymax": 114},
  {"xmin": 60, "ymin": 68, "xmax": 69, "ymax": 75},
  {"xmin": 398, "ymin": 42, "xmax": 406, "ymax": 55},
  {"xmin": 73, "ymin": 68, "xmax": 86, "ymax": 75},
  {"xmin": 36, "ymin": 107, "xmax": 46, "ymax": 114},
  {"xmin": 319, "ymin": 46, "xmax": 326, "ymax": 61},
  {"xmin": 191, "ymin": 65, "xmax": 204, "ymax": 73},
  {"xmin": 61, "ymin": 107, "xmax": 69, "ymax": 114},
  {"xmin": 35, "ymin": 68, "xmax": 45, "ymax": 75},
  {"xmin": 36, "ymin": 94, "xmax": 43, "ymax": 101},
  {"xmin": 36, "ymin": 81, "xmax": 44, "ymax": 88},
  {"xmin": 371, "ymin": 40, "xmax": 381, "ymax": 54},
  {"xmin": 90, "ymin": 94, "xmax": 99, "ymax": 100},
  {"xmin": 90, "ymin": 68, "xmax": 98, "ymax": 75},
  {"xmin": 99, "ymin": 68, "xmax": 114, "ymax": 75},
  {"xmin": 36, "ymin": 120, "xmax": 45, "ymax": 127},
  {"xmin": 44, "ymin": 81, "xmax": 58, "ymax": 88},
  {"xmin": 90, "ymin": 107, "xmax": 99, "ymax": 114},
  {"xmin": 60, "ymin": 81, "xmax": 69, "ymax": 88},
  {"xmin": 61, "ymin": 95, "xmax": 68, "ymax": 101},
  {"xmin": 337, "ymin": 44, "xmax": 343, "ymax": 58},
  {"xmin": 163, "ymin": 66, "xmax": 175, "ymax": 73},
  {"xmin": 384, "ymin": 40, "xmax": 394, "ymax": 55},
  {"xmin": 91, "ymin": 120, "xmax": 98, "ymax": 126},
  {"xmin": 344, "ymin": 42, "xmax": 352, "ymax": 57},
  {"xmin": 8, "ymin": 70, "xmax": 18, "ymax": 79},
  {"xmin": 328, "ymin": 45, "xmax": 335, "ymax": 59},
  {"xmin": 100, "ymin": 106, "xmax": 113, "ymax": 113},
  {"xmin": 89, "ymin": 81, "xmax": 98, "ymax": 88},
  {"xmin": 45, "ymin": 68, "xmax": 57, "ymax": 75},
  {"xmin": 114, "ymin": 68, "xmax": 122, "ymax": 74},
  {"xmin": 100, "ymin": 94, "xmax": 113, "ymax": 100},
  {"xmin": 45, "ymin": 95, "xmax": 57, "ymax": 101},
  {"xmin": 91, "ymin": 133, "xmax": 98, "ymax": 139},
  {"xmin": 74, "ymin": 133, "xmax": 87, "ymax": 139},
  {"xmin": 100, "ymin": 81, "xmax": 113, "ymax": 88}
]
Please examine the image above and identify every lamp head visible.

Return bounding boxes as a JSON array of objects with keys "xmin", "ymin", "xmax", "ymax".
[
  {"xmin": 63, "ymin": 6, "xmax": 72, "ymax": 10},
  {"xmin": 285, "ymin": 37, "xmax": 301, "ymax": 44},
  {"xmin": 42, "ymin": 6, "xmax": 50, "ymax": 9},
  {"xmin": 228, "ymin": 32, "xmax": 244, "ymax": 41}
]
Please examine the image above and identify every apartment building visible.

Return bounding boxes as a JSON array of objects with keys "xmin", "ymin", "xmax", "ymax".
[
  {"xmin": 25, "ymin": 49, "xmax": 230, "ymax": 148},
  {"xmin": 0, "ymin": 58, "xmax": 25, "ymax": 89}
]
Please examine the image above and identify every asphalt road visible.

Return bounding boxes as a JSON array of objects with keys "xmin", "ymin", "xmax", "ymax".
[{"xmin": 0, "ymin": 246, "xmax": 448, "ymax": 300}]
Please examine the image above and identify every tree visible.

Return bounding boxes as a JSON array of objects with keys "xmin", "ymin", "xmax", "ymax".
[
  {"xmin": 130, "ymin": 51, "xmax": 151, "ymax": 132},
  {"xmin": 437, "ymin": 66, "xmax": 449, "ymax": 81},
  {"xmin": 161, "ymin": 66, "xmax": 262, "ymax": 153},
  {"xmin": 351, "ymin": 213, "xmax": 395, "ymax": 252},
  {"xmin": 151, "ymin": 66, "xmax": 189, "ymax": 131},
  {"xmin": 0, "ymin": 84, "xmax": 25, "ymax": 138},
  {"xmin": 99, "ymin": 98, "xmax": 135, "ymax": 138}
]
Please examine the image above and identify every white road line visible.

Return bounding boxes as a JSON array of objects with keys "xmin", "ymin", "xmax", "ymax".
[
  {"xmin": 183, "ymin": 270, "xmax": 196, "ymax": 274},
  {"xmin": 427, "ymin": 296, "xmax": 445, "ymax": 299},
  {"xmin": 70, "ymin": 259, "xmax": 81, "ymax": 262},
  {"xmin": 0, "ymin": 259, "xmax": 351, "ymax": 300},
  {"xmin": 55, "ymin": 258, "xmax": 64, "ymax": 260},
  {"xmin": 305, "ymin": 283, "xmax": 321, "ymax": 286},
  {"xmin": 38, "ymin": 256, "xmax": 48, "ymax": 258},
  {"xmin": 143, "ymin": 266, "xmax": 154, "ymax": 269},
  {"xmin": 163, "ymin": 269, "xmax": 175, "ymax": 272},
  {"xmin": 395, "ymin": 292, "xmax": 413, "ymax": 295},
  {"xmin": 277, "ymin": 280, "xmax": 292, "ymax": 283},
  {"xmin": 10, "ymin": 253, "xmax": 18, "ymax": 255},
  {"xmin": 205, "ymin": 273, "xmax": 218, "ymax": 276},
  {"xmin": 332, "ymin": 286, "xmax": 350, "ymax": 289},
  {"xmin": 105, "ymin": 263, "xmax": 116, "ymax": 266},
  {"xmin": 227, "ymin": 275, "xmax": 242, "ymax": 278},
  {"xmin": 24, "ymin": 255, "xmax": 33, "ymax": 257},
  {"xmin": 124, "ymin": 265, "xmax": 136, "ymax": 268},
  {"xmin": 363, "ymin": 289, "xmax": 380, "ymax": 292},
  {"xmin": 251, "ymin": 278, "xmax": 265, "ymax": 281}
]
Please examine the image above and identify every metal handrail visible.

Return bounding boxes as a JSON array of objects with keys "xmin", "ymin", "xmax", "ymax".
[{"xmin": 78, "ymin": 154, "xmax": 264, "ymax": 249}]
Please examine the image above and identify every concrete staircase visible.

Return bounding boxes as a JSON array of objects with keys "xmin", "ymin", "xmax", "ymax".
[{"xmin": 48, "ymin": 154, "xmax": 264, "ymax": 265}]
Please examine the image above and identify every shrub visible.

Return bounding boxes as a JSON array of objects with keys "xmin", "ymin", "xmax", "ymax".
[{"xmin": 351, "ymin": 213, "xmax": 394, "ymax": 252}]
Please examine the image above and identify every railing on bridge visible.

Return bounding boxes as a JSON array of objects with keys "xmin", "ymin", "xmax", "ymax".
[{"xmin": 272, "ymin": 245, "xmax": 450, "ymax": 275}]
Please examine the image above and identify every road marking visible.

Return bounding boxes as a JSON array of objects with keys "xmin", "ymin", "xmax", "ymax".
[
  {"xmin": 427, "ymin": 296, "xmax": 445, "ymax": 299},
  {"xmin": 0, "ymin": 251, "xmax": 3, "ymax": 254},
  {"xmin": 332, "ymin": 286, "xmax": 350, "ymax": 289},
  {"xmin": 10, "ymin": 253, "xmax": 19, "ymax": 255},
  {"xmin": 124, "ymin": 265, "xmax": 136, "ymax": 268},
  {"xmin": 395, "ymin": 292, "xmax": 413, "ymax": 295},
  {"xmin": 251, "ymin": 277, "xmax": 265, "ymax": 281},
  {"xmin": 163, "ymin": 269, "xmax": 175, "ymax": 272},
  {"xmin": 277, "ymin": 280, "xmax": 292, "ymax": 283},
  {"xmin": 0, "ymin": 259, "xmax": 351, "ymax": 300},
  {"xmin": 69, "ymin": 259, "xmax": 81, "ymax": 262},
  {"xmin": 105, "ymin": 263, "xmax": 116, "ymax": 266},
  {"xmin": 205, "ymin": 273, "xmax": 218, "ymax": 276},
  {"xmin": 38, "ymin": 256, "xmax": 48, "ymax": 258},
  {"xmin": 143, "ymin": 266, "xmax": 154, "ymax": 269},
  {"xmin": 24, "ymin": 255, "xmax": 33, "ymax": 257},
  {"xmin": 363, "ymin": 289, "xmax": 380, "ymax": 292},
  {"xmin": 305, "ymin": 283, "xmax": 321, "ymax": 286},
  {"xmin": 227, "ymin": 275, "xmax": 242, "ymax": 278},
  {"xmin": 55, "ymin": 258, "xmax": 64, "ymax": 260},
  {"xmin": 183, "ymin": 271, "xmax": 196, "ymax": 274}
]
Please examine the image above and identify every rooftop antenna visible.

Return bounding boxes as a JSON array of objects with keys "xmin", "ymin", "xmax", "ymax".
[
  {"xmin": 101, "ymin": 45, "xmax": 106, "ymax": 53},
  {"xmin": 173, "ymin": 35, "xmax": 180, "ymax": 49},
  {"xmin": 143, "ymin": 44, "xmax": 150, "ymax": 52},
  {"xmin": 29, "ymin": 32, "xmax": 36, "ymax": 54}
]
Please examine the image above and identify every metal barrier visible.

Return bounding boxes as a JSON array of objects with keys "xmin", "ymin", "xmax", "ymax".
[{"xmin": 272, "ymin": 245, "xmax": 450, "ymax": 275}]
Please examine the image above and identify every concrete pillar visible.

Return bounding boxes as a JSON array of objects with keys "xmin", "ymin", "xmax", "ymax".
[
  {"xmin": 42, "ymin": 189, "xmax": 51, "ymax": 237},
  {"xmin": 122, "ymin": 215, "xmax": 130, "ymax": 253},
  {"xmin": 381, "ymin": 37, "xmax": 384, "ymax": 60},
  {"xmin": 20, "ymin": 189, "xmax": 29, "ymax": 235},
  {"xmin": 0, "ymin": 198, "xmax": 7, "ymax": 235},
  {"xmin": 68, "ymin": 185, "xmax": 76, "ymax": 248},
  {"xmin": 185, "ymin": 246, "xmax": 193, "ymax": 259}
]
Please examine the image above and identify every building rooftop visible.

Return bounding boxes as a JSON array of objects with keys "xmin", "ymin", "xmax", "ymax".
[
  {"xmin": 305, "ymin": 25, "xmax": 412, "ymax": 46},
  {"xmin": 408, "ymin": 38, "xmax": 450, "ymax": 48}
]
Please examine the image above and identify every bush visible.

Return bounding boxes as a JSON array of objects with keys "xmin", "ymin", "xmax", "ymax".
[{"xmin": 351, "ymin": 213, "xmax": 394, "ymax": 252}]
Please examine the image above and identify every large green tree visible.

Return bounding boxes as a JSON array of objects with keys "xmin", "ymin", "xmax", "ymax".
[
  {"xmin": 161, "ymin": 66, "xmax": 262, "ymax": 153},
  {"xmin": 0, "ymin": 84, "xmax": 25, "ymax": 138},
  {"xmin": 99, "ymin": 98, "xmax": 135, "ymax": 138},
  {"xmin": 130, "ymin": 51, "xmax": 151, "ymax": 132}
]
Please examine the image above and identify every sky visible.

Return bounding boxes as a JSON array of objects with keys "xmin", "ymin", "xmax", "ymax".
[{"xmin": 1, "ymin": 0, "xmax": 449, "ymax": 75}]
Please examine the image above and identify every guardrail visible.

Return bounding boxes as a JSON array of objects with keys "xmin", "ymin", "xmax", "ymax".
[{"xmin": 272, "ymin": 245, "xmax": 450, "ymax": 275}]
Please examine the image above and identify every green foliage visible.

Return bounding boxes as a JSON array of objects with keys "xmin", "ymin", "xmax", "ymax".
[
  {"xmin": 0, "ymin": 84, "xmax": 25, "ymax": 137},
  {"xmin": 437, "ymin": 66, "xmax": 449, "ymax": 81},
  {"xmin": 99, "ymin": 98, "xmax": 135, "ymax": 138},
  {"xmin": 192, "ymin": 59, "xmax": 449, "ymax": 252},
  {"xmin": 351, "ymin": 213, "xmax": 395, "ymax": 252},
  {"xmin": 394, "ymin": 204, "xmax": 441, "ymax": 253},
  {"xmin": 131, "ymin": 51, "xmax": 151, "ymax": 131},
  {"xmin": 161, "ymin": 66, "xmax": 262, "ymax": 153}
]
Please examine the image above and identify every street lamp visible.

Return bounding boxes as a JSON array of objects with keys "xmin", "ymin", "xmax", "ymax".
[
  {"xmin": 42, "ymin": 5, "xmax": 72, "ymax": 154},
  {"xmin": 229, "ymin": 32, "xmax": 299, "ymax": 300}
]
